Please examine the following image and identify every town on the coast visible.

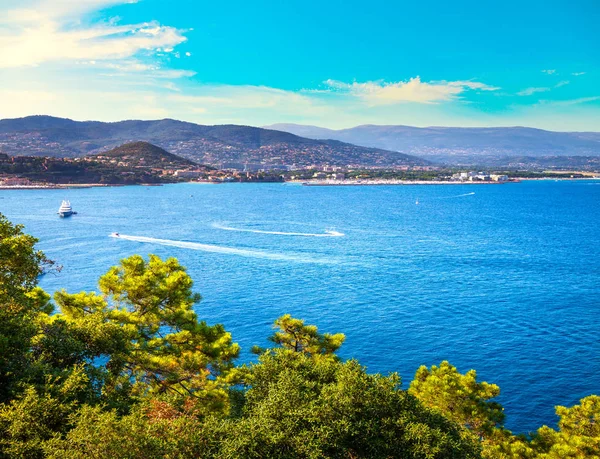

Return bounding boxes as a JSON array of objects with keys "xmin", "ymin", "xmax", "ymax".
[{"xmin": 1, "ymin": 141, "xmax": 598, "ymax": 189}]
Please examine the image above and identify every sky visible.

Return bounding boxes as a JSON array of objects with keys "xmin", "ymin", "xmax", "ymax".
[{"xmin": 0, "ymin": 0, "xmax": 598, "ymax": 130}]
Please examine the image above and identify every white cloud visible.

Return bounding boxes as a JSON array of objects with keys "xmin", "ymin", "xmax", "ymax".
[
  {"xmin": 555, "ymin": 80, "xmax": 570, "ymax": 88},
  {"xmin": 542, "ymin": 69, "xmax": 557, "ymax": 75},
  {"xmin": 0, "ymin": 0, "xmax": 187, "ymax": 68},
  {"xmin": 572, "ymin": 72, "xmax": 586, "ymax": 76},
  {"xmin": 322, "ymin": 77, "xmax": 499, "ymax": 105}
]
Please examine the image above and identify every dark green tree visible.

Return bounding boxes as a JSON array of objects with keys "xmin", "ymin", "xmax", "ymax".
[{"xmin": 0, "ymin": 214, "xmax": 53, "ymax": 403}]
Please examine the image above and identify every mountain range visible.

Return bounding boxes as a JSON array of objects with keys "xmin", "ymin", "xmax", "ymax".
[
  {"xmin": 265, "ymin": 124, "xmax": 600, "ymax": 162},
  {"xmin": 0, "ymin": 116, "xmax": 426, "ymax": 168}
]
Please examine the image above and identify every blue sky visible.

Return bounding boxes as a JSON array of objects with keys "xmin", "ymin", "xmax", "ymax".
[{"xmin": 0, "ymin": 0, "xmax": 598, "ymax": 130}]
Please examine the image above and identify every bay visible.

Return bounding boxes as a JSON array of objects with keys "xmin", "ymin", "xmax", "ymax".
[{"xmin": 1, "ymin": 179, "xmax": 599, "ymax": 434}]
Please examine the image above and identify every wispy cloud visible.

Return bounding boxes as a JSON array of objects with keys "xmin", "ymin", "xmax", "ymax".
[
  {"xmin": 0, "ymin": 0, "xmax": 187, "ymax": 68},
  {"xmin": 517, "ymin": 87, "xmax": 551, "ymax": 96},
  {"xmin": 321, "ymin": 77, "xmax": 499, "ymax": 105},
  {"xmin": 517, "ymin": 80, "xmax": 570, "ymax": 96},
  {"xmin": 97, "ymin": 61, "xmax": 196, "ymax": 79},
  {"xmin": 542, "ymin": 69, "xmax": 557, "ymax": 75},
  {"xmin": 539, "ymin": 96, "xmax": 600, "ymax": 107},
  {"xmin": 572, "ymin": 72, "xmax": 586, "ymax": 76}
]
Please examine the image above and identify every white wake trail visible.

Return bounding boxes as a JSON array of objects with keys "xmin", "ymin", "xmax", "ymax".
[
  {"xmin": 110, "ymin": 234, "xmax": 337, "ymax": 264},
  {"xmin": 213, "ymin": 223, "xmax": 344, "ymax": 237},
  {"xmin": 429, "ymin": 192, "xmax": 476, "ymax": 200}
]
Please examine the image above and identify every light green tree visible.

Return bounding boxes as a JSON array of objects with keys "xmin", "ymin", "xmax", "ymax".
[
  {"xmin": 54, "ymin": 254, "xmax": 240, "ymax": 410},
  {"xmin": 533, "ymin": 395, "xmax": 600, "ymax": 458},
  {"xmin": 409, "ymin": 361, "xmax": 505, "ymax": 439},
  {"xmin": 484, "ymin": 396, "xmax": 600, "ymax": 458},
  {"xmin": 253, "ymin": 314, "xmax": 345, "ymax": 359}
]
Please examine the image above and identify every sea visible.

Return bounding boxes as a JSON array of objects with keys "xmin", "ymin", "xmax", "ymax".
[{"xmin": 1, "ymin": 179, "xmax": 599, "ymax": 434}]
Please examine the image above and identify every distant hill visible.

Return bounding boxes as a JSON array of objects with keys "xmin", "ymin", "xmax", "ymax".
[
  {"xmin": 89, "ymin": 141, "xmax": 199, "ymax": 169},
  {"xmin": 0, "ymin": 116, "xmax": 427, "ymax": 168},
  {"xmin": 265, "ymin": 123, "xmax": 600, "ymax": 161}
]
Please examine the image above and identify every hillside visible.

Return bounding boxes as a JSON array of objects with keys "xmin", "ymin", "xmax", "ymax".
[
  {"xmin": 0, "ymin": 142, "xmax": 210, "ymax": 185},
  {"xmin": 0, "ymin": 116, "xmax": 427, "ymax": 168},
  {"xmin": 89, "ymin": 141, "xmax": 199, "ymax": 169},
  {"xmin": 0, "ymin": 154, "xmax": 175, "ymax": 185},
  {"xmin": 265, "ymin": 123, "xmax": 600, "ymax": 161}
]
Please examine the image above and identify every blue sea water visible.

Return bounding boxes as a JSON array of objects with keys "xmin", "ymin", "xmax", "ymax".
[{"xmin": 1, "ymin": 180, "xmax": 599, "ymax": 434}]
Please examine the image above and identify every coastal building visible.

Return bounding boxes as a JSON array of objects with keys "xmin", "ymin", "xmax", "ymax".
[
  {"xmin": 470, "ymin": 174, "xmax": 491, "ymax": 181},
  {"xmin": 452, "ymin": 171, "xmax": 506, "ymax": 182}
]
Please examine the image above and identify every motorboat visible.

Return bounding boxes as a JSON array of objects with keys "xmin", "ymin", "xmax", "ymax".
[{"xmin": 57, "ymin": 200, "xmax": 76, "ymax": 217}]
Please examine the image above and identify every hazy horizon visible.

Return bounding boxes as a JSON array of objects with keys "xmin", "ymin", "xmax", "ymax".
[{"xmin": 3, "ymin": 114, "xmax": 600, "ymax": 134}]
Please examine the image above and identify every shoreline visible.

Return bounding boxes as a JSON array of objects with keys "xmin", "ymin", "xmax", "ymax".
[
  {"xmin": 1, "ymin": 177, "xmax": 598, "ymax": 190},
  {"xmin": 0, "ymin": 183, "xmax": 164, "ymax": 190},
  {"xmin": 300, "ymin": 179, "xmax": 513, "ymax": 186}
]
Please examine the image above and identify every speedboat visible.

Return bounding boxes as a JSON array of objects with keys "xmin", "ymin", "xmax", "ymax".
[
  {"xmin": 57, "ymin": 200, "xmax": 75, "ymax": 217},
  {"xmin": 110, "ymin": 232, "xmax": 120, "ymax": 238}
]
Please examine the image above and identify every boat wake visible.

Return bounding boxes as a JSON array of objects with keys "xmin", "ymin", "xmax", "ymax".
[
  {"xmin": 212, "ymin": 223, "xmax": 344, "ymax": 237},
  {"xmin": 430, "ymin": 192, "xmax": 476, "ymax": 200},
  {"xmin": 109, "ymin": 234, "xmax": 337, "ymax": 264}
]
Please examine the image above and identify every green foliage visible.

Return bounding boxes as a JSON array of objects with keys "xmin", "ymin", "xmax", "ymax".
[
  {"xmin": 54, "ymin": 254, "xmax": 240, "ymax": 408},
  {"xmin": 46, "ymin": 351, "xmax": 481, "ymax": 459},
  {"xmin": 0, "ymin": 214, "xmax": 54, "ymax": 403},
  {"xmin": 484, "ymin": 396, "xmax": 600, "ymax": 458},
  {"xmin": 409, "ymin": 361, "xmax": 505, "ymax": 439},
  {"xmin": 253, "ymin": 314, "xmax": 345, "ymax": 359},
  {"xmin": 226, "ymin": 350, "xmax": 481, "ymax": 458},
  {"xmin": 0, "ymin": 213, "xmax": 53, "ymax": 302},
  {"xmin": 0, "ymin": 366, "xmax": 92, "ymax": 459}
]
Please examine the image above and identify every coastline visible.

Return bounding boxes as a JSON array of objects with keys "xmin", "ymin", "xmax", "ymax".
[
  {"xmin": 299, "ymin": 179, "xmax": 513, "ymax": 186},
  {"xmin": 1, "ymin": 177, "xmax": 598, "ymax": 191},
  {"xmin": 0, "ymin": 183, "xmax": 164, "ymax": 190}
]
